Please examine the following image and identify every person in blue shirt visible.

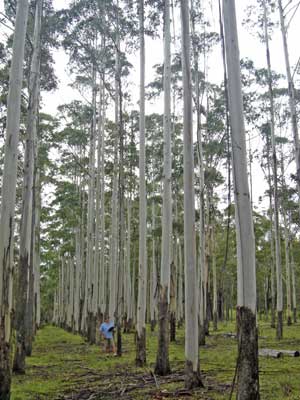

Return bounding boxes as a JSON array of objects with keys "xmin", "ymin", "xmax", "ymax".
[{"xmin": 99, "ymin": 316, "xmax": 116, "ymax": 355}]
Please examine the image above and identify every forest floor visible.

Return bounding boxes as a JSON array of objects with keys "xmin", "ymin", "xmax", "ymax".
[{"xmin": 11, "ymin": 319, "xmax": 300, "ymax": 400}]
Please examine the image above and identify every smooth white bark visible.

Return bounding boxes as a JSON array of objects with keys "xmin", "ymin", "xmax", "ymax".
[
  {"xmin": 137, "ymin": 0, "xmax": 147, "ymax": 338},
  {"xmin": 223, "ymin": 0, "xmax": 256, "ymax": 312},
  {"xmin": 180, "ymin": 0, "xmax": 199, "ymax": 373},
  {"xmin": 0, "ymin": 0, "xmax": 29, "ymax": 343}
]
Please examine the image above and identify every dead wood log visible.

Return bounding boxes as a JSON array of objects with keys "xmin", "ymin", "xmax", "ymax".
[
  {"xmin": 259, "ymin": 349, "xmax": 282, "ymax": 358},
  {"xmin": 279, "ymin": 350, "xmax": 300, "ymax": 357}
]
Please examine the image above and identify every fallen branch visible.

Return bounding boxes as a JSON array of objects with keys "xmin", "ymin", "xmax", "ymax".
[
  {"xmin": 259, "ymin": 349, "xmax": 282, "ymax": 358},
  {"xmin": 279, "ymin": 350, "xmax": 300, "ymax": 357}
]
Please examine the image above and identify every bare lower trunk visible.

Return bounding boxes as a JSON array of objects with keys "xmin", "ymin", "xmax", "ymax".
[
  {"xmin": 0, "ymin": 333, "xmax": 10, "ymax": 400},
  {"xmin": 180, "ymin": 0, "xmax": 202, "ymax": 389},
  {"xmin": 223, "ymin": 1, "xmax": 259, "ymax": 398},
  {"xmin": 291, "ymin": 250, "xmax": 297, "ymax": 323},
  {"xmin": 136, "ymin": 328, "xmax": 146, "ymax": 367},
  {"xmin": 155, "ymin": 287, "xmax": 170, "ymax": 375},
  {"xmin": 169, "ymin": 262, "xmax": 176, "ymax": 342},
  {"xmin": 236, "ymin": 307, "xmax": 259, "ymax": 400},
  {"xmin": 13, "ymin": 255, "xmax": 28, "ymax": 373},
  {"xmin": 276, "ymin": 310, "xmax": 283, "ymax": 340}
]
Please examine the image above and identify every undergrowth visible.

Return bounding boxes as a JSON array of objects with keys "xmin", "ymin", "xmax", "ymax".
[{"xmin": 11, "ymin": 318, "xmax": 300, "ymax": 399}]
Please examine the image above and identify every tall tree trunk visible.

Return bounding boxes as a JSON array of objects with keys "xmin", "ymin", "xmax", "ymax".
[
  {"xmin": 155, "ymin": 0, "xmax": 172, "ymax": 376},
  {"xmin": 223, "ymin": 1, "xmax": 259, "ymax": 398},
  {"xmin": 280, "ymin": 150, "xmax": 292, "ymax": 325},
  {"xmin": 93, "ymin": 81, "xmax": 103, "ymax": 325},
  {"xmin": 180, "ymin": 0, "xmax": 202, "ymax": 389},
  {"xmin": 177, "ymin": 237, "xmax": 184, "ymax": 326},
  {"xmin": 266, "ymin": 144, "xmax": 276, "ymax": 328},
  {"xmin": 136, "ymin": 0, "xmax": 147, "ymax": 367},
  {"xmin": 13, "ymin": 0, "xmax": 43, "ymax": 372},
  {"xmin": 0, "ymin": 0, "xmax": 29, "ymax": 395},
  {"xmin": 117, "ymin": 53, "xmax": 125, "ymax": 357},
  {"xmin": 191, "ymin": 0, "xmax": 206, "ymax": 347},
  {"xmin": 263, "ymin": 0, "xmax": 283, "ymax": 339},
  {"xmin": 125, "ymin": 197, "xmax": 132, "ymax": 330},
  {"xmin": 109, "ymin": 27, "xmax": 120, "ymax": 323},
  {"xmin": 290, "ymin": 247, "xmax": 297, "ymax": 323},
  {"xmin": 86, "ymin": 65, "xmax": 97, "ymax": 343},
  {"xmin": 278, "ymin": 0, "xmax": 300, "ymax": 218},
  {"xmin": 150, "ymin": 201, "xmax": 157, "ymax": 331},
  {"xmin": 33, "ymin": 165, "xmax": 41, "ymax": 330},
  {"xmin": 99, "ymin": 80, "xmax": 106, "ymax": 319},
  {"xmin": 212, "ymin": 222, "xmax": 218, "ymax": 331}
]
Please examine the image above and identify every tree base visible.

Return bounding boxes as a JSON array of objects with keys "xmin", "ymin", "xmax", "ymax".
[
  {"xmin": 150, "ymin": 319, "xmax": 156, "ymax": 332},
  {"xmin": 270, "ymin": 307, "xmax": 276, "ymax": 328},
  {"xmin": 287, "ymin": 315, "xmax": 292, "ymax": 326},
  {"xmin": 155, "ymin": 288, "xmax": 171, "ymax": 375},
  {"xmin": 117, "ymin": 324, "xmax": 122, "ymax": 356},
  {"xmin": 213, "ymin": 311, "xmax": 218, "ymax": 331},
  {"xmin": 170, "ymin": 312, "xmax": 176, "ymax": 342},
  {"xmin": 136, "ymin": 328, "xmax": 146, "ymax": 367},
  {"xmin": 276, "ymin": 311, "xmax": 283, "ymax": 340},
  {"xmin": 87, "ymin": 313, "xmax": 96, "ymax": 344},
  {"xmin": 0, "ymin": 332, "xmax": 11, "ymax": 399},
  {"xmin": 199, "ymin": 324, "xmax": 206, "ymax": 346},
  {"xmin": 293, "ymin": 308, "xmax": 297, "ymax": 323},
  {"xmin": 236, "ymin": 306, "xmax": 259, "ymax": 400},
  {"xmin": 13, "ymin": 338, "xmax": 26, "ymax": 374},
  {"xmin": 185, "ymin": 360, "xmax": 203, "ymax": 390}
]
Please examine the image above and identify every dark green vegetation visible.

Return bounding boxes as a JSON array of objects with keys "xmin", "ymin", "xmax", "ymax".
[{"xmin": 11, "ymin": 321, "xmax": 300, "ymax": 400}]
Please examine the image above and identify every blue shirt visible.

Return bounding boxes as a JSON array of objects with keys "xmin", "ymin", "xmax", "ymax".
[{"xmin": 100, "ymin": 322, "xmax": 114, "ymax": 339}]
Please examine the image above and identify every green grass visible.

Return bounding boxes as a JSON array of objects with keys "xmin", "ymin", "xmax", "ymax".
[{"xmin": 11, "ymin": 320, "xmax": 300, "ymax": 399}]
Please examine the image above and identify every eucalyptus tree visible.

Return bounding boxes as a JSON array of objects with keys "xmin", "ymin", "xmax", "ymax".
[
  {"xmin": 155, "ymin": 0, "xmax": 172, "ymax": 376},
  {"xmin": 136, "ymin": 0, "xmax": 147, "ymax": 367},
  {"xmin": 0, "ymin": 0, "xmax": 29, "ymax": 396},
  {"xmin": 180, "ymin": 0, "xmax": 202, "ymax": 389},
  {"xmin": 223, "ymin": 0, "xmax": 259, "ymax": 398},
  {"xmin": 13, "ymin": 0, "xmax": 43, "ymax": 373},
  {"xmin": 262, "ymin": 0, "xmax": 283, "ymax": 339},
  {"xmin": 278, "ymin": 0, "xmax": 300, "ymax": 220}
]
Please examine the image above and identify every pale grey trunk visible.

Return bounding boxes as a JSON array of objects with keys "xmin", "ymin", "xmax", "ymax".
[
  {"xmin": 58, "ymin": 258, "xmax": 63, "ymax": 325},
  {"xmin": 74, "ymin": 226, "xmax": 81, "ymax": 332},
  {"xmin": 212, "ymin": 223, "xmax": 218, "ymax": 330},
  {"xmin": 125, "ymin": 198, "xmax": 132, "ymax": 325},
  {"xmin": 191, "ymin": 0, "xmax": 206, "ymax": 346},
  {"xmin": 150, "ymin": 201, "xmax": 157, "ymax": 327},
  {"xmin": 278, "ymin": 0, "xmax": 300, "ymax": 219},
  {"xmin": 109, "ymin": 36, "xmax": 120, "ymax": 322},
  {"xmin": 99, "ymin": 76, "xmax": 106, "ymax": 315},
  {"xmin": 93, "ymin": 78, "xmax": 104, "ymax": 317},
  {"xmin": 155, "ymin": 0, "xmax": 172, "ymax": 376},
  {"xmin": 0, "ymin": 1, "xmax": 29, "ymax": 396},
  {"xmin": 131, "ymin": 251, "xmax": 136, "ymax": 326},
  {"xmin": 280, "ymin": 151, "xmax": 292, "ymax": 325},
  {"xmin": 86, "ymin": 67, "xmax": 97, "ymax": 339},
  {"xmin": 223, "ymin": 0, "xmax": 259, "ymax": 398},
  {"xmin": 177, "ymin": 237, "xmax": 184, "ymax": 324},
  {"xmin": 290, "ymin": 248, "xmax": 297, "ymax": 322},
  {"xmin": 33, "ymin": 159, "xmax": 41, "ymax": 329},
  {"xmin": 180, "ymin": 0, "xmax": 202, "ymax": 389},
  {"xmin": 14, "ymin": 0, "xmax": 42, "ymax": 372},
  {"xmin": 263, "ymin": 0, "xmax": 283, "ymax": 338},
  {"xmin": 136, "ymin": 0, "xmax": 147, "ymax": 367},
  {"xmin": 266, "ymin": 137, "xmax": 276, "ymax": 327}
]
